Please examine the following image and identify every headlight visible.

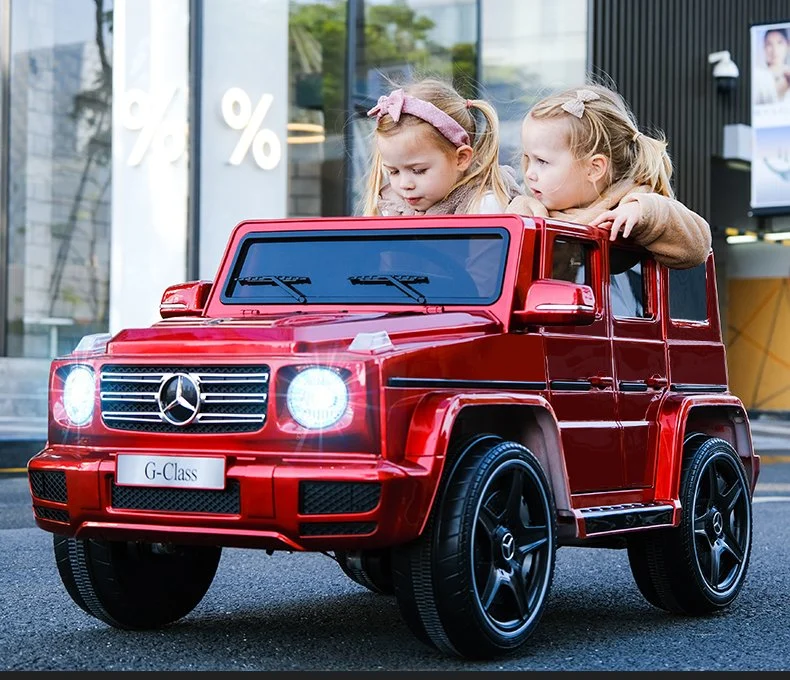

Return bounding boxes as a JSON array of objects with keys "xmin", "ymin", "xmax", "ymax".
[
  {"xmin": 286, "ymin": 367, "xmax": 349, "ymax": 429},
  {"xmin": 63, "ymin": 366, "xmax": 96, "ymax": 426}
]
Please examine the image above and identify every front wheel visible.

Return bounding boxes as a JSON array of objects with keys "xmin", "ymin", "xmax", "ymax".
[
  {"xmin": 54, "ymin": 536, "xmax": 221, "ymax": 629},
  {"xmin": 627, "ymin": 436, "xmax": 753, "ymax": 614},
  {"xmin": 392, "ymin": 437, "xmax": 557, "ymax": 659}
]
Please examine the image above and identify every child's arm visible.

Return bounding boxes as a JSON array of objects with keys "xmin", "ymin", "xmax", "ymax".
[
  {"xmin": 590, "ymin": 193, "xmax": 711, "ymax": 269},
  {"xmin": 505, "ymin": 195, "xmax": 549, "ymax": 217}
]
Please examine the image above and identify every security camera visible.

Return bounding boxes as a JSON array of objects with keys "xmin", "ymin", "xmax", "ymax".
[{"xmin": 709, "ymin": 51, "xmax": 739, "ymax": 93}]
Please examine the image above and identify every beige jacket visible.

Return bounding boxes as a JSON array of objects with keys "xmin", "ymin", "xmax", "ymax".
[{"xmin": 506, "ymin": 180, "xmax": 712, "ymax": 269}]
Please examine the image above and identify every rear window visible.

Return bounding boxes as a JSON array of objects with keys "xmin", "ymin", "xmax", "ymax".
[{"xmin": 669, "ymin": 262, "xmax": 708, "ymax": 321}]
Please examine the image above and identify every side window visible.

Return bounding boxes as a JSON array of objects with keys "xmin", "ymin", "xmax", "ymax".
[
  {"xmin": 551, "ymin": 238, "xmax": 591, "ymax": 284},
  {"xmin": 610, "ymin": 247, "xmax": 648, "ymax": 318},
  {"xmin": 669, "ymin": 262, "xmax": 708, "ymax": 321}
]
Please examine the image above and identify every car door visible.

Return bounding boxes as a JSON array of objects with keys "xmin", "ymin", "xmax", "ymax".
[
  {"xmin": 609, "ymin": 245, "xmax": 666, "ymax": 489},
  {"xmin": 541, "ymin": 227, "xmax": 623, "ymax": 493}
]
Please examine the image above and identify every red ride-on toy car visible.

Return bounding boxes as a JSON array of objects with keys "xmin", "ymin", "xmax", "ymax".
[{"xmin": 28, "ymin": 213, "xmax": 759, "ymax": 659}]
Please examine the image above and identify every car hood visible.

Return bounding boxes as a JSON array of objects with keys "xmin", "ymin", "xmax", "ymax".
[{"xmin": 103, "ymin": 310, "xmax": 501, "ymax": 356}]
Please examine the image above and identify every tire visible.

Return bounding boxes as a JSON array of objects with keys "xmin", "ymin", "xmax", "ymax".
[
  {"xmin": 392, "ymin": 435, "xmax": 557, "ymax": 659},
  {"xmin": 53, "ymin": 535, "xmax": 221, "ymax": 629},
  {"xmin": 627, "ymin": 436, "xmax": 753, "ymax": 614},
  {"xmin": 335, "ymin": 549, "xmax": 394, "ymax": 595}
]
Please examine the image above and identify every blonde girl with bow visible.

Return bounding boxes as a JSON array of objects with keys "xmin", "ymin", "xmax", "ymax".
[
  {"xmin": 361, "ymin": 78, "xmax": 523, "ymax": 217},
  {"xmin": 509, "ymin": 84, "xmax": 711, "ymax": 269}
]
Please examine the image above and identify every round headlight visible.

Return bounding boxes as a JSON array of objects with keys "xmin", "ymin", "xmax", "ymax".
[
  {"xmin": 286, "ymin": 367, "xmax": 349, "ymax": 430},
  {"xmin": 63, "ymin": 366, "xmax": 96, "ymax": 426}
]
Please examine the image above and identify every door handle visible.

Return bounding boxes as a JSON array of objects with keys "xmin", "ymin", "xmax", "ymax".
[
  {"xmin": 646, "ymin": 375, "xmax": 668, "ymax": 389},
  {"xmin": 588, "ymin": 375, "xmax": 614, "ymax": 389}
]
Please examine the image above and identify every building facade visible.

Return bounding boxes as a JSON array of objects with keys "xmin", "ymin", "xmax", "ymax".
[{"xmin": 1, "ymin": 0, "xmax": 789, "ymax": 455}]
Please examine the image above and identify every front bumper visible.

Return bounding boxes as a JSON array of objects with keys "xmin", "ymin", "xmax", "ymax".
[{"xmin": 27, "ymin": 446, "xmax": 437, "ymax": 552}]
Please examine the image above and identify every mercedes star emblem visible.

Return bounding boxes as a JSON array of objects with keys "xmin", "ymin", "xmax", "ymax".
[{"xmin": 157, "ymin": 373, "xmax": 201, "ymax": 426}]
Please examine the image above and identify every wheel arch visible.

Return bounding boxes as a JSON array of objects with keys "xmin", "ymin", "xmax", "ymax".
[
  {"xmin": 655, "ymin": 394, "xmax": 759, "ymax": 500},
  {"xmin": 403, "ymin": 392, "xmax": 572, "ymax": 536}
]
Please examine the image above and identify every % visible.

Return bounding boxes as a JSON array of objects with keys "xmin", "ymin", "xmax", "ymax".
[
  {"xmin": 221, "ymin": 87, "xmax": 282, "ymax": 170},
  {"xmin": 121, "ymin": 88, "xmax": 186, "ymax": 166}
]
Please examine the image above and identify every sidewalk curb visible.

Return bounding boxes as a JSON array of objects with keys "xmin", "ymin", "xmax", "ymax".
[{"xmin": 0, "ymin": 440, "xmax": 46, "ymax": 471}]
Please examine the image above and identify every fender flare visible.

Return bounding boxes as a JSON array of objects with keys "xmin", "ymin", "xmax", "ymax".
[
  {"xmin": 654, "ymin": 393, "xmax": 755, "ymax": 500},
  {"xmin": 401, "ymin": 391, "xmax": 572, "ymax": 535}
]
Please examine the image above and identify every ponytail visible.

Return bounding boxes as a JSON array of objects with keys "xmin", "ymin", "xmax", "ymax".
[
  {"xmin": 629, "ymin": 132, "xmax": 674, "ymax": 198},
  {"xmin": 361, "ymin": 151, "xmax": 385, "ymax": 215},
  {"xmin": 454, "ymin": 98, "xmax": 514, "ymax": 213}
]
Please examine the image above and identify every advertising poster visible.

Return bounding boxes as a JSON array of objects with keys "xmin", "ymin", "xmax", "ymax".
[{"xmin": 750, "ymin": 21, "xmax": 790, "ymax": 214}]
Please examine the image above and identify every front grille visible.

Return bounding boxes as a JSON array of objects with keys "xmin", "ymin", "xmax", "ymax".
[
  {"xmin": 112, "ymin": 479, "xmax": 241, "ymax": 514},
  {"xmin": 29, "ymin": 471, "xmax": 67, "ymax": 502},
  {"xmin": 300, "ymin": 522, "xmax": 376, "ymax": 536},
  {"xmin": 100, "ymin": 365, "xmax": 269, "ymax": 433},
  {"xmin": 34, "ymin": 505, "xmax": 70, "ymax": 523},
  {"xmin": 300, "ymin": 481, "xmax": 381, "ymax": 515}
]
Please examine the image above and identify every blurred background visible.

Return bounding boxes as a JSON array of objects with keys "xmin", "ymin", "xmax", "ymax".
[{"xmin": 1, "ymin": 0, "xmax": 789, "ymax": 462}]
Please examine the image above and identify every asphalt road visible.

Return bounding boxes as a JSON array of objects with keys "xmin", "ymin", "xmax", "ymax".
[{"xmin": 1, "ymin": 461, "xmax": 789, "ymax": 672}]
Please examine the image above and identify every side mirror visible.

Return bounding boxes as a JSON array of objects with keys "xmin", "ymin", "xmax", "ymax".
[
  {"xmin": 512, "ymin": 279, "xmax": 596, "ymax": 327},
  {"xmin": 159, "ymin": 280, "xmax": 213, "ymax": 319}
]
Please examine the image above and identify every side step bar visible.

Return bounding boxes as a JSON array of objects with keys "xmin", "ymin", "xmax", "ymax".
[{"xmin": 579, "ymin": 502, "xmax": 675, "ymax": 535}]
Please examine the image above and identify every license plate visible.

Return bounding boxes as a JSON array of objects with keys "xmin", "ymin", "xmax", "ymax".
[{"xmin": 116, "ymin": 454, "xmax": 225, "ymax": 490}]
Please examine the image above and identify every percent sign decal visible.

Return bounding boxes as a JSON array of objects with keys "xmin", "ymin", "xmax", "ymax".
[
  {"xmin": 122, "ymin": 88, "xmax": 186, "ymax": 166},
  {"xmin": 222, "ymin": 87, "xmax": 282, "ymax": 170}
]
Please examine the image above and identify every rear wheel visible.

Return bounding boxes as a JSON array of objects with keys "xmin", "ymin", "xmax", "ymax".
[
  {"xmin": 392, "ymin": 436, "xmax": 557, "ymax": 659},
  {"xmin": 335, "ymin": 548, "xmax": 394, "ymax": 595},
  {"xmin": 627, "ymin": 436, "xmax": 753, "ymax": 614},
  {"xmin": 54, "ymin": 535, "xmax": 221, "ymax": 629}
]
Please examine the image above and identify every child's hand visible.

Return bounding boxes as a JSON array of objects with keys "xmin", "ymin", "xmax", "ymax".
[{"xmin": 589, "ymin": 202, "xmax": 643, "ymax": 241}]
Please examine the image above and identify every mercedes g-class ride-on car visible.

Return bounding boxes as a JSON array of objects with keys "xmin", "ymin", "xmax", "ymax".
[{"xmin": 27, "ymin": 213, "xmax": 759, "ymax": 660}]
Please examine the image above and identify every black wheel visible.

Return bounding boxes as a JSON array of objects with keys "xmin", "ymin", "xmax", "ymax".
[
  {"xmin": 54, "ymin": 535, "xmax": 221, "ymax": 629},
  {"xmin": 335, "ymin": 549, "xmax": 394, "ymax": 595},
  {"xmin": 392, "ymin": 435, "xmax": 557, "ymax": 659},
  {"xmin": 627, "ymin": 436, "xmax": 753, "ymax": 614}
]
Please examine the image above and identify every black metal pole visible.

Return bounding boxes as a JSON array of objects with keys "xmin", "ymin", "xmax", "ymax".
[
  {"xmin": 0, "ymin": 0, "xmax": 10, "ymax": 354},
  {"xmin": 343, "ymin": 0, "xmax": 363, "ymax": 216},
  {"xmin": 187, "ymin": 0, "xmax": 203, "ymax": 280}
]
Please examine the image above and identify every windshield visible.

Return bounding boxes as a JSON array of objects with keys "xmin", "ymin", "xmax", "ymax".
[{"xmin": 221, "ymin": 228, "xmax": 509, "ymax": 305}]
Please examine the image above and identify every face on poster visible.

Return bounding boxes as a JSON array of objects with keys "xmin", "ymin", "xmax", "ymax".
[{"xmin": 750, "ymin": 21, "xmax": 790, "ymax": 213}]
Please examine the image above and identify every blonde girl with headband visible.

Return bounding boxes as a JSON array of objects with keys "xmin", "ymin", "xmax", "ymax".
[
  {"xmin": 509, "ymin": 84, "xmax": 711, "ymax": 269},
  {"xmin": 361, "ymin": 78, "xmax": 523, "ymax": 216}
]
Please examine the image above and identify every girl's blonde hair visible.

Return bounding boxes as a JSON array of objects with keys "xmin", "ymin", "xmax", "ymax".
[
  {"xmin": 362, "ymin": 78, "xmax": 510, "ymax": 215},
  {"xmin": 524, "ymin": 84, "xmax": 674, "ymax": 198}
]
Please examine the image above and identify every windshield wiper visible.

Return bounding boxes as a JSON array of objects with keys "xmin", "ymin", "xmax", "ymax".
[
  {"xmin": 349, "ymin": 274, "xmax": 429, "ymax": 303},
  {"xmin": 236, "ymin": 275, "xmax": 311, "ymax": 303}
]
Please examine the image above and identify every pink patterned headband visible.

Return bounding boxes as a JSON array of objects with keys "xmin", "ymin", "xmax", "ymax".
[{"xmin": 367, "ymin": 89, "xmax": 471, "ymax": 148}]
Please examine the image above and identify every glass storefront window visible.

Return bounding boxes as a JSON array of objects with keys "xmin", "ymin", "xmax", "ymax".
[
  {"xmin": 7, "ymin": 0, "xmax": 112, "ymax": 358},
  {"xmin": 286, "ymin": 0, "xmax": 478, "ymax": 218},
  {"xmin": 481, "ymin": 0, "xmax": 588, "ymax": 168},
  {"xmin": 284, "ymin": 0, "xmax": 586, "ymax": 219},
  {"xmin": 287, "ymin": 0, "xmax": 348, "ymax": 218}
]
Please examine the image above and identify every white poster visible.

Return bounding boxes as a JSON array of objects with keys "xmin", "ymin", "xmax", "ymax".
[
  {"xmin": 750, "ymin": 21, "xmax": 790, "ymax": 214},
  {"xmin": 110, "ymin": 0, "xmax": 190, "ymax": 333},
  {"xmin": 199, "ymin": 0, "xmax": 289, "ymax": 280}
]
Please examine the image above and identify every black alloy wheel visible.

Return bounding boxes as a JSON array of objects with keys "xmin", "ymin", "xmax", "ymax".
[
  {"xmin": 627, "ymin": 436, "xmax": 753, "ymax": 614},
  {"xmin": 392, "ymin": 435, "xmax": 557, "ymax": 659}
]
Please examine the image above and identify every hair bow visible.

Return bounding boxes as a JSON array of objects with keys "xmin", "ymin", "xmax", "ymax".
[
  {"xmin": 560, "ymin": 89, "xmax": 601, "ymax": 118},
  {"xmin": 367, "ymin": 88, "xmax": 471, "ymax": 147},
  {"xmin": 368, "ymin": 89, "xmax": 407, "ymax": 123}
]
